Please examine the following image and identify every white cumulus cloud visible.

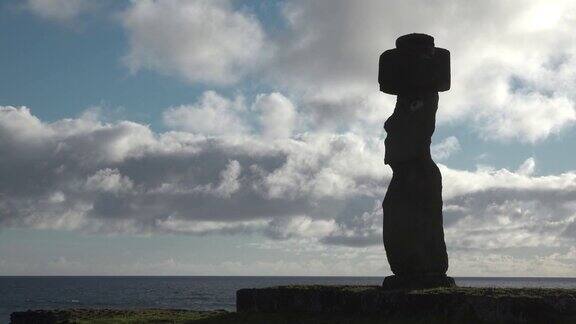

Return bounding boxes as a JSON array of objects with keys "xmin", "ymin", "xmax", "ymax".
[
  {"xmin": 121, "ymin": 0, "xmax": 270, "ymax": 85},
  {"xmin": 26, "ymin": 0, "xmax": 92, "ymax": 22},
  {"xmin": 2, "ymin": 105, "xmax": 576, "ymax": 275},
  {"xmin": 432, "ymin": 136, "xmax": 461, "ymax": 161},
  {"xmin": 273, "ymin": 0, "xmax": 576, "ymax": 142},
  {"xmin": 162, "ymin": 91, "xmax": 249, "ymax": 136},
  {"xmin": 254, "ymin": 93, "xmax": 297, "ymax": 139}
]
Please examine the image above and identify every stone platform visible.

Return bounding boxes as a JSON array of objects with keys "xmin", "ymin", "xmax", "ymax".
[
  {"xmin": 382, "ymin": 274, "xmax": 456, "ymax": 290},
  {"xmin": 237, "ymin": 285, "xmax": 576, "ymax": 323}
]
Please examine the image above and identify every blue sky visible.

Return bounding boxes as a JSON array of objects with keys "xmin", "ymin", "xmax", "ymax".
[{"xmin": 1, "ymin": 0, "xmax": 576, "ymax": 276}]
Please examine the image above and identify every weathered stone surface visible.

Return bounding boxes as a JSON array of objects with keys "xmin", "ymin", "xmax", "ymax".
[
  {"xmin": 382, "ymin": 154, "xmax": 449, "ymax": 277},
  {"xmin": 382, "ymin": 274, "xmax": 455, "ymax": 290},
  {"xmin": 236, "ymin": 285, "xmax": 576, "ymax": 323},
  {"xmin": 378, "ymin": 33, "xmax": 450, "ymax": 95},
  {"xmin": 380, "ymin": 33, "xmax": 451, "ymax": 287}
]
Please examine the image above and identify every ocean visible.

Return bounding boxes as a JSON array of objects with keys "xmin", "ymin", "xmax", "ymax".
[{"xmin": 2, "ymin": 276, "xmax": 576, "ymax": 323}]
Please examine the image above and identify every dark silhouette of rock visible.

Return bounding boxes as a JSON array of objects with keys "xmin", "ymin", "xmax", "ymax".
[
  {"xmin": 379, "ymin": 33, "xmax": 455, "ymax": 289},
  {"xmin": 237, "ymin": 286, "xmax": 576, "ymax": 323}
]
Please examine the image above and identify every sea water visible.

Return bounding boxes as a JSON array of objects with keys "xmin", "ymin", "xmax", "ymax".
[{"xmin": 2, "ymin": 276, "xmax": 576, "ymax": 323}]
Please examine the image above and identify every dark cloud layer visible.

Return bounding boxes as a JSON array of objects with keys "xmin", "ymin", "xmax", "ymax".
[
  {"xmin": 0, "ymin": 106, "xmax": 386, "ymax": 240},
  {"xmin": 1, "ymin": 106, "xmax": 575, "ymax": 255}
]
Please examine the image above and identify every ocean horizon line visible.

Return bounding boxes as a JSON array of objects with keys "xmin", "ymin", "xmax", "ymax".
[{"xmin": 1, "ymin": 275, "xmax": 575, "ymax": 279}]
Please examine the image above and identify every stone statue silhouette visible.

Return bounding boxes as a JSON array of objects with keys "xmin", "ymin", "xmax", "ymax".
[{"xmin": 379, "ymin": 33, "xmax": 455, "ymax": 289}]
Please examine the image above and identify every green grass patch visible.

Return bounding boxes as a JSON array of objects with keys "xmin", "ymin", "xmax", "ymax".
[
  {"xmin": 258, "ymin": 285, "xmax": 576, "ymax": 297},
  {"xmin": 63, "ymin": 309, "xmax": 225, "ymax": 324},
  {"xmin": 47, "ymin": 309, "xmax": 451, "ymax": 324}
]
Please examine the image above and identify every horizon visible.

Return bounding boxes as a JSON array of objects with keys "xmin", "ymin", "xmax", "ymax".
[{"xmin": 2, "ymin": 275, "xmax": 576, "ymax": 279}]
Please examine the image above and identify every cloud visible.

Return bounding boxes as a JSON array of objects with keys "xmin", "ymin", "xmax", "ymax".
[
  {"xmin": 162, "ymin": 91, "xmax": 249, "ymax": 136},
  {"xmin": 163, "ymin": 91, "xmax": 301, "ymax": 138},
  {"xmin": 474, "ymin": 92, "xmax": 575, "ymax": 143},
  {"xmin": 2, "ymin": 105, "xmax": 576, "ymax": 258},
  {"xmin": 26, "ymin": 0, "xmax": 92, "ymax": 22},
  {"xmin": 0, "ymin": 105, "xmax": 388, "ymax": 239},
  {"xmin": 2, "ymin": 105, "xmax": 576, "ymax": 275},
  {"xmin": 431, "ymin": 136, "xmax": 461, "ymax": 161},
  {"xmin": 516, "ymin": 157, "xmax": 536, "ymax": 176},
  {"xmin": 265, "ymin": 216, "xmax": 337, "ymax": 240},
  {"xmin": 298, "ymin": 89, "xmax": 395, "ymax": 136},
  {"xmin": 213, "ymin": 160, "xmax": 242, "ymax": 198},
  {"xmin": 121, "ymin": 0, "xmax": 270, "ymax": 85},
  {"xmin": 448, "ymin": 248, "xmax": 576, "ymax": 277},
  {"xmin": 155, "ymin": 217, "xmax": 266, "ymax": 236},
  {"xmin": 254, "ymin": 93, "xmax": 297, "ymax": 139},
  {"xmin": 117, "ymin": 0, "xmax": 576, "ymax": 143},
  {"xmin": 85, "ymin": 168, "xmax": 134, "ymax": 194},
  {"xmin": 321, "ymin": 199, "xmax": 382, "ymax": 247},
  {"xmin": 440, "ymin": 159, "xmax": 576, "ymax": 253},
  {"xmin": 0, "ymin": 244, "xmax": 387, "ymax": 276},
  {"xmin": 273, "ymin": 0, "xmax": 576, "ymax": 142}
]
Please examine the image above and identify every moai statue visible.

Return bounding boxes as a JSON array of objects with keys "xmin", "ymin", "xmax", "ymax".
[{"xmin": 379, "ymin": 33, "xmax": 456, "ymax": 289}]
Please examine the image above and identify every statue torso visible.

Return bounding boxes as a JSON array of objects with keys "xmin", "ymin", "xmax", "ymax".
[{"xmin": 384, "ymin": 92, "xmax": 438, "ymax": 165}]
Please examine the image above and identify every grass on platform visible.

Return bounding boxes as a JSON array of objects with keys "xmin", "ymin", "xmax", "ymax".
[
  {"xmin": 63, "ymin": 309, "xmax": 220, "ymax": 323},
  {"xmin": 265, "ymin": 285, "xmax": 576, "ymax": 297},
  {"xmin": 34, "ymin": 308, "xmax": 448, "ymax": 324}
]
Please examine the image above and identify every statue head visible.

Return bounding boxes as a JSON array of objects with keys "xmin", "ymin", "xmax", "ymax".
[
  {"xmin": 396, "ymin": 33, "xmax": 435, "ymax": 57},
  {"xmin": 379, "ymin": 33, "xmax": 450, "ymax": 95}
]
